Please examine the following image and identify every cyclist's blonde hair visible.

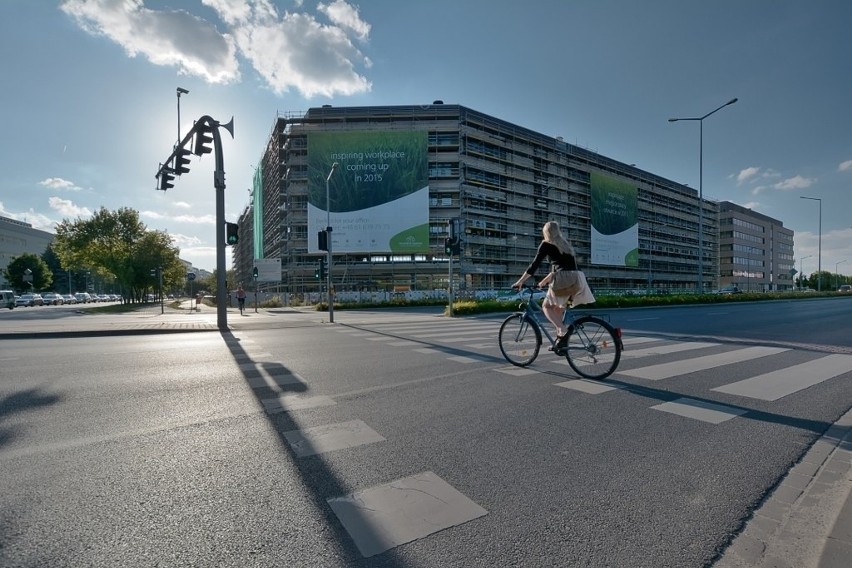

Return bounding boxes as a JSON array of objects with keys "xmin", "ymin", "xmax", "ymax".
[{"xmin": 542, "ymin": 221, "xmax": 574, "ymax": 256}]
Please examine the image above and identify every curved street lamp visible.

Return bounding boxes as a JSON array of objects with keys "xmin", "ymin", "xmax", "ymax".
[{"xmin": 669, "ymin": 97, "xmax": 738, "ymax": 292}]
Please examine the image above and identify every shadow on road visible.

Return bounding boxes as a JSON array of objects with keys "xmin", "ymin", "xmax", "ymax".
[
  {"xmin": 0, "ymin": 388, "xmax": 63, "ymax": 450},
  {"xmin": 220, "ymin": 329, "xmax": 416, "ymax": 567}
]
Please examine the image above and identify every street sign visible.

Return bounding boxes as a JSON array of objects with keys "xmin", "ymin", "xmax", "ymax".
[
  {"xmin": 253, "ymin": 258, "xmax": 282, "ymax": 283},
  {"xmin": 187, "ymin": 272, "xmax": 197, "ymax": 281}
]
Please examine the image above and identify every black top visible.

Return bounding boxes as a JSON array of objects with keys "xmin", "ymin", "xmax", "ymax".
[{"xmin": 524, "ymin": 241, "xmax": 578, "ymax": 276}]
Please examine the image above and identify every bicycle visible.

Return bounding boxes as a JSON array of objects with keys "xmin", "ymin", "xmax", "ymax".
[{"xmin": 498, "ymin": 285, "xmax": 623, "ymax": 379}]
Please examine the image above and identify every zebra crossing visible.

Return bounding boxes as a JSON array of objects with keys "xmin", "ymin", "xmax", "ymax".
[
  {"xmin": 328, "ymin": 315, "xmax": 852, "ymax": 421},
  {"xmin": 226, "ymin": 317, "xmax": 852, "ymax": 558}
]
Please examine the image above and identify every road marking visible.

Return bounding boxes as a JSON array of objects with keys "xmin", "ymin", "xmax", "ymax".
[
  {"xmin": 388, "ymin": 340, "xmax": 421, "ymax": 347},
  {"xmin": 622, "ymin": 341, "xmax": 719, "ymax": 359},
  {"xmin": 651, "ymin": 397, "xmax": 748, "ymax": 424},
  {"xmin": 495, "ymin": 366, "xmax": 539, "ymax": 376},
  {"xmin": 620, "ymin": 336, "xmax": 663, "ymax": 345},
  {"xmin": 447, "ymin": 355, "xmax": 492, "ymax": 364},
  {"xmin": 366, "ymin": 336, "xmax": 396, "ymax": 341},
  {"xmin": 554, "ymin": 379, "xmax": 624, "ymax": 394},
  {"xmin": 327, "ymin": 471, "xmax": 488, "ymax": 558},
  {"xmin": 712, "ymin": 354, "xmax": 852, "ymax": 401},
  {"xmin": 282, "ymin": 420, "xmax": 385, "ymax": 457},
  {"xmin": 261, "ymin": 394, "xmax": 336, "ymax": 414},
  {"xmin": 414, "ymin": 348, "xmax": 440, "ymax": 355},
  {"xmin": 239, "ymin": 362, "xmax": 304, "ymax": 390},
  {"xmin": 620, "ymin": 346, "xmax": 788, "ymax": 380}
]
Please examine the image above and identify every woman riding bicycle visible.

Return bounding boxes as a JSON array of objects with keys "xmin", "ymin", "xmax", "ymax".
[{"xmin": 512, "ymin": 221, "xmax": 588, "ymax": 347}]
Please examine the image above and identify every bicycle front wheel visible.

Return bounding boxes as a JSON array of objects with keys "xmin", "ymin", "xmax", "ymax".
[
  {"xmin": 498, "ymin": 313, "xmax": 541, "ymax": 367},
  {"xmin": 564, "ymin": 316, "xmax": 622, "ymax": 379}
]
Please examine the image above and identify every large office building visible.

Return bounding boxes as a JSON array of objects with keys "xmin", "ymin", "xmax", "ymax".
[
  {"xmin": 0, "ymin": 215, "xmax": 54, "ymax": 288},
  {"xmin": 239, "ymin": 103, "xmax": 730, "ymax": 297},
  {"xmin": 718, "ymin": 201, "xmax": 795, "ymax": 292}
]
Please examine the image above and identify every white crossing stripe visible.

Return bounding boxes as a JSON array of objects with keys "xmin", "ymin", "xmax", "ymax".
[
  {"xmin": 495, "ymin": 366, "xmax": 539, "ymax": 376},
  {"xmin": 712, "ymin": 354, "xmax": 852, "ymax": 401},
  {"xmin": 410, "ymin": 329, "xmax": 494, "ymax": 338},
  {"xmin": 651, "ymin": 397, "xmax": 748, "ymax": 424},
  {"xmin": 261, "ymin": 394, "xmax": 336, "ymax": 413},
  {"xmin": 327, "ymin": 471, "xmax": 488, "ymax": 558},
  {"xmin": 620, "ymin": 346, "xmax": 788, "ymax": 380},
  {"xmin": 388, "ymin": 340, "xmax": 421, "ymax": 347},
  {"xmin": 622, "ymin": 341, "xmax": 719, "ymax": 359},
  {"xmin": 282, "ymin": 420, "xmax": 385, "ymax": 457},
  {"xmin": 621, "ymin": 336, "xmax": 664, "ymax": 345},
  {"xmin": 555, "ymin": 379, "xmax": 625, "ymax": 394},
  {"xmin": 414, "ymin": 348, "xmax": 441, "ymax": 355},
  {"xmin": 366, "ymin": 336, "xmax": 396, "ymax": 341},
  {"xmin": 447, "ymin": 355, "xmax": 492, "ymax": 364}
]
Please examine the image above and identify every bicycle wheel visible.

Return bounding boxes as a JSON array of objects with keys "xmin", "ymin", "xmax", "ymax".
[
  {"xmin": 564, "ymin": 316, "xmax": 622, "ymax": 379},
  {"xmin": 498, "ymin": 313, "xmax": 541, "ymax": 366}
]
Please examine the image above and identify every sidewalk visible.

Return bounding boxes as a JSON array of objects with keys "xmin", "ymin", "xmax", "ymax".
[
  {"xmin": 2, "ymin": 304, "xmax": 851, "ymax": 566},
  {"xmin": 713, "ymin": 407, "xmax": 852, "ymax": 568}
]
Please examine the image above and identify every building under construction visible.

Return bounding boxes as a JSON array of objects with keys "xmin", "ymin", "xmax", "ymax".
[{"xmin": 238, "ymin": 103, "xmax": 729, "ymax": 298}]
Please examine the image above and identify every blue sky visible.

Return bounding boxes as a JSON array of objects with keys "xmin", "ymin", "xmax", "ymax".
[{"xmin": 1, "ymin": 1, "xmax": 850, "ymax": 278}]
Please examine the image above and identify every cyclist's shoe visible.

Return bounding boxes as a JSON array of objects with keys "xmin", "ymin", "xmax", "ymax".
[{"xmin": 550, "ymin": 333, "xmax": 569, "ymax": 354}]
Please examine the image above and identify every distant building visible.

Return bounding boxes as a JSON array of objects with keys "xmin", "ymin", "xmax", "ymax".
[
  {"xmin": 0, "ymin": 215, "xmax": 54, "ymax": 288},
  {"xmin": 718, "ymin": 201, "xmax": 795, "ymax": 292},
  {"xmin": 240, "ymin": 103, "xmax": 733, "ymax": 295}
]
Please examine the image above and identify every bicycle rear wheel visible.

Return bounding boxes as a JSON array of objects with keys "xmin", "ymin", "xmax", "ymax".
[
  {"xmin": 498, "ymin": 313, "xmax": 541, "ymax": 366},
  {"xmin": 564, "ymin": 316, "xmax": 622, "ymax": 379}
]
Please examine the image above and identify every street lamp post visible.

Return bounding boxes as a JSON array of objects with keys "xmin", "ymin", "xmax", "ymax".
[
  {"xmin": 799, "ymin": 255, "xmax": 812, "ymax": 290},
  {"xmin": 836, "ymin": 260, "xmax": 847, "ymax": 290},
  {"xmin": 800, "ymin": 196, "xmax": 822, "ymax": 291},
  {"xmin": 176, "ymin": 87, "xmax": 189, "ymax": 146},
  {"xmin": 669, "ymin": 97, "xmax": 738, "ymax": 293},
  {"xmin": 326, "ymin": 162, "xmax": 338, "ymax": 323}
]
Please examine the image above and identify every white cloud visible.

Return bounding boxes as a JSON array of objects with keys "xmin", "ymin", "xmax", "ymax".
[
  {"xmin": 61, "ymin": 0, "xmax": 240, "ymax": 84},
  {"xmin": 141, "ymin": 210, "xmax": 216, "ymax": 224},
  {"xmin": 39, "ymin": 177, "xmax": 82, "ymax": 191},
  {"xmin": 839, "ymin": 160, "xmax": 852, "ymax": 172},
  {"xmin": 736, "ymin": 167, "xmax": 760, "ymax": 185},
  {"xmin": 48, "ymin": 196, "xmax": 92, "ymax": 218},
  {"xmin": 169, "ymin": 232, "xmax": 204, "ymax": 247},
  {"xmin": 319, "ymin": 0, "xmax": 371, "ymax": 41},
  {"xmin": 750, "ymin": 185, "xmax": 767, "ymax": 195},
  {"xmin": 61, "ymin": 0, "xmax": 372, "ymax": 98},
  {"xmin": 774, "ymin": 175, "xmax": 816, "ymax": 191},
  {"xmin": 173, "ymin": 201, "xmax": 192, "ymax": 209}
]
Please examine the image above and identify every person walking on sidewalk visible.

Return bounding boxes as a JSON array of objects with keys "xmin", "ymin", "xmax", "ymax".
[{"xmin": 236, "ymin": 285, "xmax": 246, "ymax": 314}]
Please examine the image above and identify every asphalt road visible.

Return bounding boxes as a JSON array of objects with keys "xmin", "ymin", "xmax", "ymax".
[{"xmin": 1, "ymin": 298, "xmax": 851, "ymax": 567}]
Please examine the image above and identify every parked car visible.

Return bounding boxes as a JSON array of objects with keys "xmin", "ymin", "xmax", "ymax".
[
  {"xmin": 42, "ymin": 292, "xmax": 64, "ymax": 305},
  {"xmin": 16, "ymin": 293, "xmax": 44, "ymax": 307},
  {"xmin": 1, "ymin": 290, "xmax": 15, "ymax": 309},
  {"xmin": 63, "ymin": 294, "xmax": 78, "ymax": 305},
  {"xmin": 717, "ymin": 286, "xmax": 741, "ymax": 295},
  {"xmin": 838, "ymin": 285, "xmax": 851, "ymax": 293},
  {"xmin": 75, "ymin": 292, "xmax": 92, "ymax": 303}
]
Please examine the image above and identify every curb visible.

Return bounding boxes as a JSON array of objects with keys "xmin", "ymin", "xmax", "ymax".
[{"xmin": 713, "ymin": 407, "xmax": 852, "ymax": 567}]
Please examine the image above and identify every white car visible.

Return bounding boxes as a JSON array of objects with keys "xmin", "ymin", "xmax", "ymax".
[{"xmin": 42, "ymin": 292, "xmax": 65, "ymax": 305}]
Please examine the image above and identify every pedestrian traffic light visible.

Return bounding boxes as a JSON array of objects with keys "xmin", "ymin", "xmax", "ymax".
[
  {"xmin": 225, "ymin": 222, "xmax": 239, "ymax": 245},
  {"xmin": 444, "ymin": 237, "xmax": 453, "ymax": 255},
  {"xmin": 315, "ymin": 258, "xmax": 326, "ymax": 280},
  {"xmin": 157, "ymin": 167, "xmax": 175, "ymax": 191},
  {"xmin": 193, "ymin": 123, "xmax": 214, "ymax": 156},
  {"xmin": 252, "ymin": 266, "xmax": 258, "ymax": 279},
  {"xmin": 174, "ymin": 147, "xmax": 192, "ymax": 175},
  {"xmin": 318, "ymin": 229, "xmax": 328, "ymax": 251}
]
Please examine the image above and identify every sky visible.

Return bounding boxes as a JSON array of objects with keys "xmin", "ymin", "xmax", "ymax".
[{"xmin": 1, "ymin": 0, "xmax": 850, "ymax": 279}]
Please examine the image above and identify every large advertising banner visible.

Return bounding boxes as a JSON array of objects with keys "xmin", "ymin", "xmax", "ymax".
[
  {"xmin": 307, "ymin": 130, "xmax": 429, "ymax": 254},
  {"xmin": 590, "ymin": 172, "xmax": 639, "ymax": 267}
]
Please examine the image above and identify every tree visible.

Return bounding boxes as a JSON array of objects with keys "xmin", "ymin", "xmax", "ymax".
[
  {"xmin": 52, "ymin": 207, "xmax": 184, "ymax": 302},
  {"xmin": 3, "ymin": 253, "xmax": 52, "ymax": 293}
]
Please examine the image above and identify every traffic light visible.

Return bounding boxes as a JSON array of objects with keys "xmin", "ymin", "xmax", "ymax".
[
  {"xmin": 444, "ymin": 237, "xmax": 460, "ymax": 255},
  {"xmin": 315, "ymin": 258, "xmax": 326, "ymax": 280},
  {"xmin": 157, "ymin": 167, "xmax": 175, "ymax": 191},
  {"xmin": 174, "ymin": 147, "xmax": 192, "ymax": 175},
  {"xmin": 318, "ymin": 229, "xmax": 328, "ymax": 251},
  {"xmin": 252, "ymin": 266, "xmax": 259, "ymax": 279},
  {"xmin": 225, "ymin": 222, "xmax": 239, "ymax": 245},
  {"xmin": 193, "ymin": 123, "xmax": 214, "ymax": 156},
  {"xmin": 444, "ymin": 237, "xmax": 453, "ymax": 255}
]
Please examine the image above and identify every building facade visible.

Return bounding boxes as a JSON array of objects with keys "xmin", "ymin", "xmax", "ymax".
[
  {"xmin": 0, "ymin": 215, "xmax": 54, "ymax": 288},
  {"xmin": 239, "ymin": 103, "xmax": 726, "ymax": 297},
  {"xmin": 718, "ymin": 201, "xmax": 795, "ymax": 292}
]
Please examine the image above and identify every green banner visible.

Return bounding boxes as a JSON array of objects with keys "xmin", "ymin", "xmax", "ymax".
[
  {"xmin": 308, "ymin": 130, "xmax": 429, "ymax": 254},
  {"xmin": 590, "ymin": 172, "xmax": 638, "ymax": 267}
]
